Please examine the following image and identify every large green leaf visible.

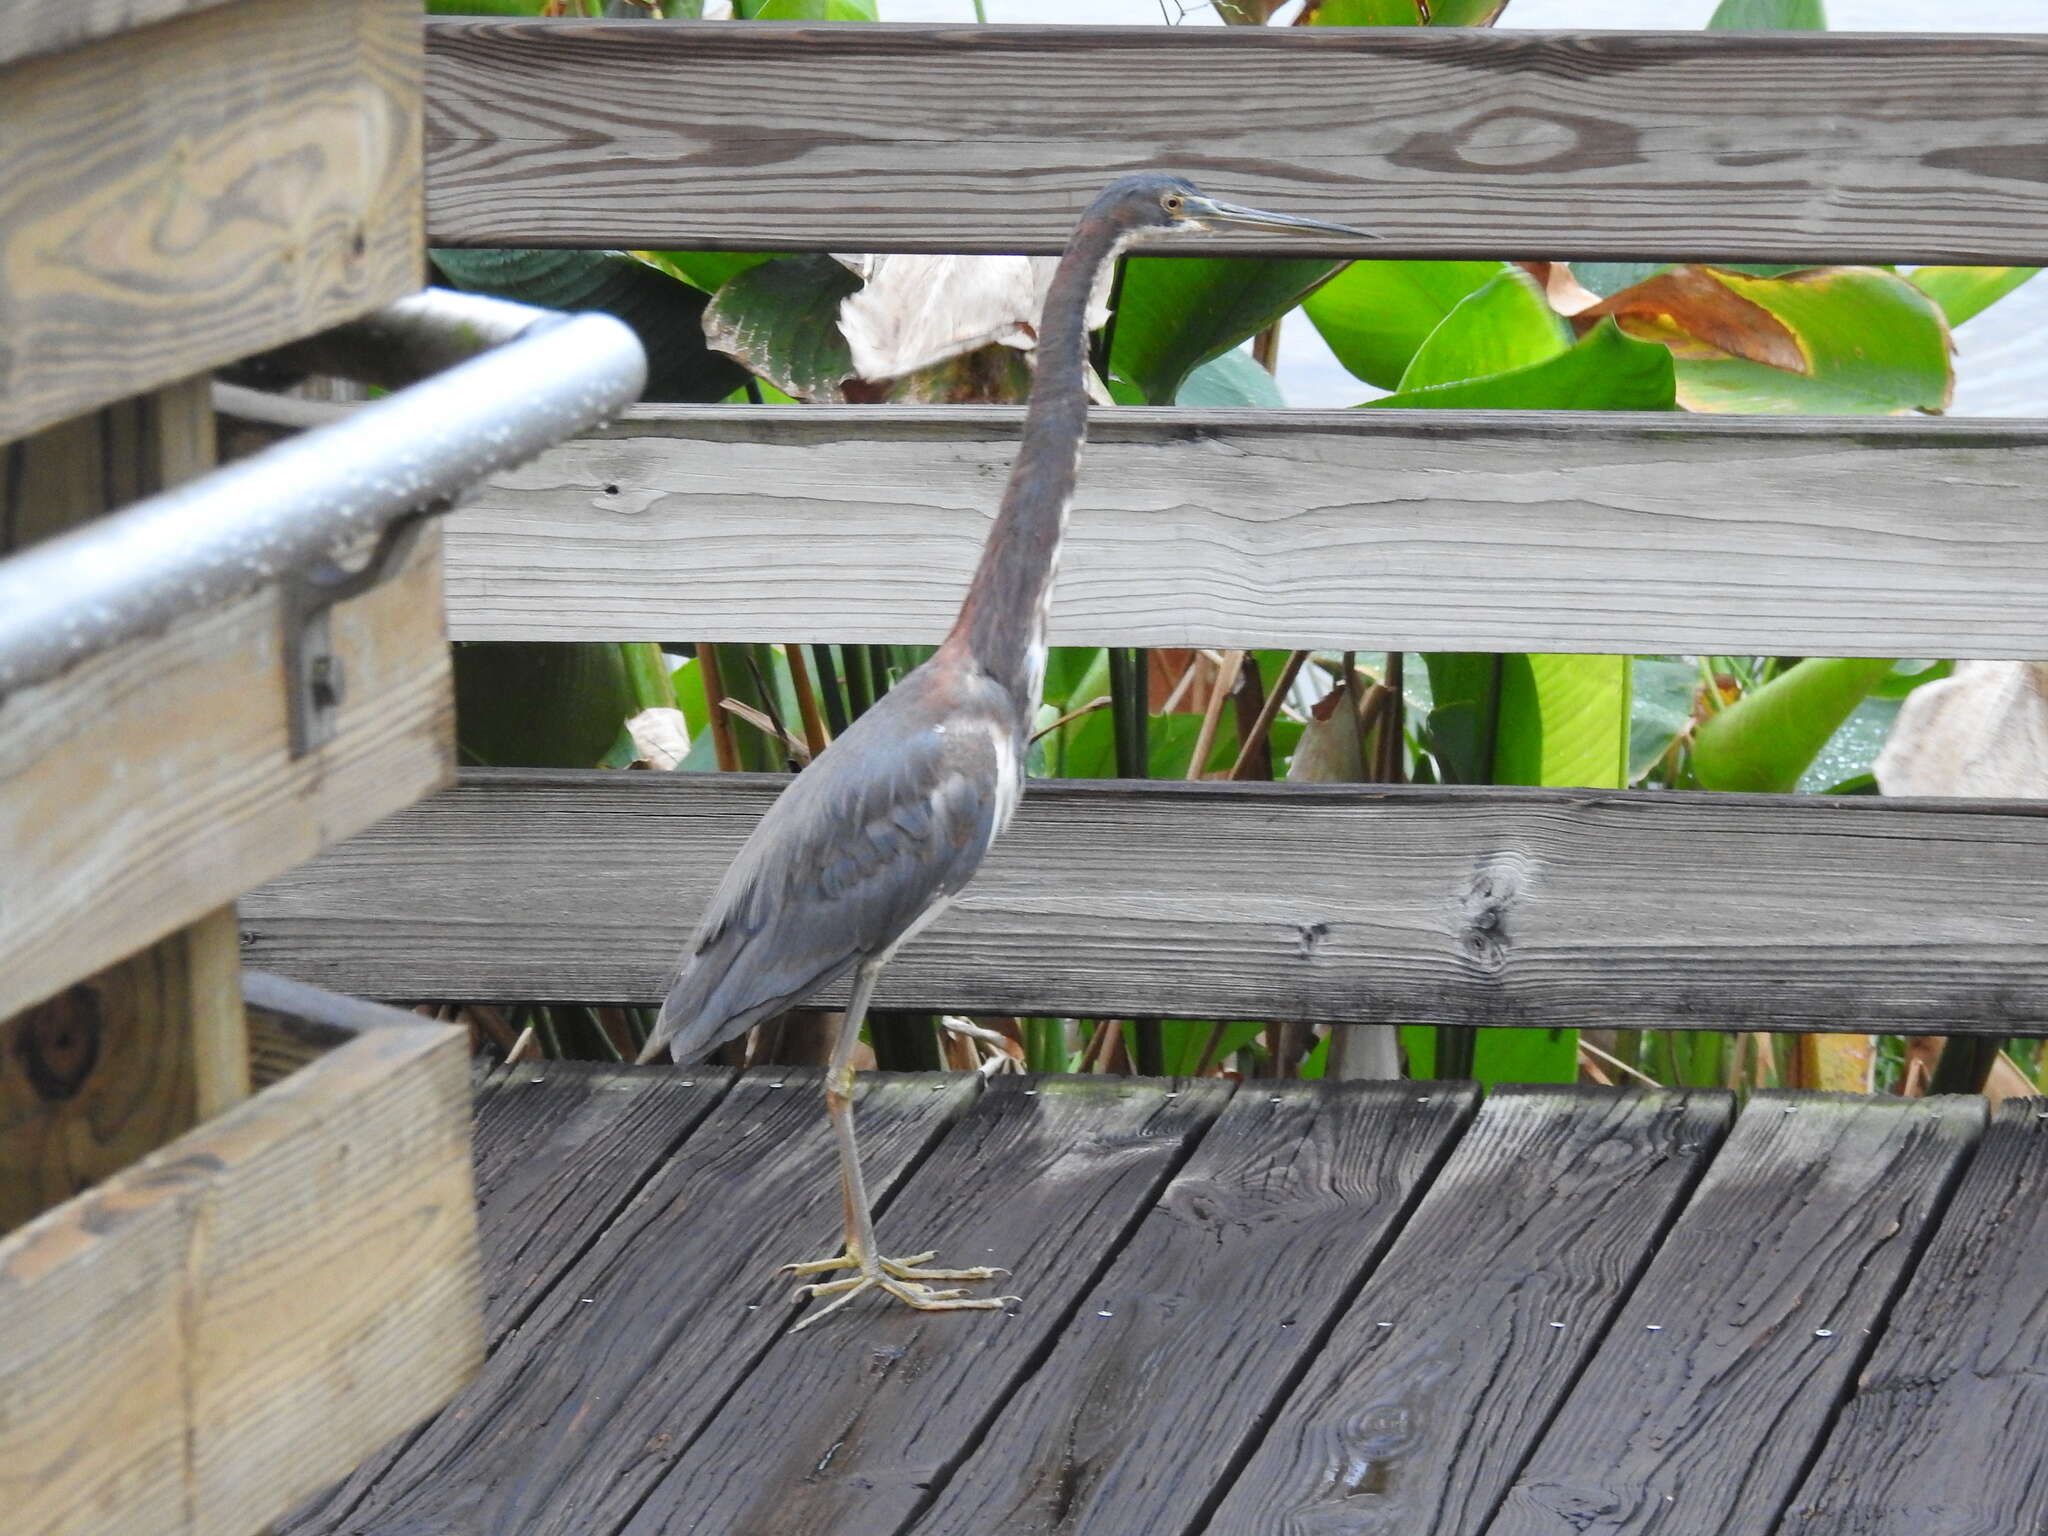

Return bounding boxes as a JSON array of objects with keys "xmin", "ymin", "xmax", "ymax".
[
  {"xmin": 429, "ymin": 248, "xmax": 745, "ymax": 402},
  {"xmin": 1312, "ymin": 0, "xmax": 1510, "ymax": 22},
  {"xmin": 1110, "ymin": 257, "xmax": 1340, "ymax": 405},
  {"xmin": 701, "ymin": 254, "xmax": 861, "ymax": 402},
  {"xmin": 1367, "ymin": 319, "xmax": 1677, "ymax": 410},
  {"xmin": 645, "ymin": 251, "xmax": 778, "ymax": 294},
  {"xmin": 1690, "ymin": 656, "xmax": 1897, "ymax": 793},
  {"xmin": 1906, "ymin": 266, "xmax": 2040, "ymax": 327},
  {"xmin": 1494, "ymin": 655, "xmax": 1631, "ymax": 790},
  {"xmin": 1398, "ymin": 269, "xmax": 1571, "ymax": 392},
  {"xmin": 455, "ymin": 642, "xmax": 646, "ymax": 769},
  {"xmin": 1674, "ymin": 267, "xmax": 1951, "ymax": 415},
  {"xmin": 1419, "ymin": 654, "xmax": 1499, "ymax": 786},
  {"xmin": 1174, "ymin": 347, "xmax": 1286, "ymax": 407},
  {"xmin": 1707, "ymin": 0, "xmax": 1825, "ymax": 26},
  {"xmin": 737, "ymin": 0, "xmax": 878, "ymax": 16},
  {"xmin": 1304, "ymin": 260, "xmax": 1507, "ymax": 388},
  {"xmin": 1630, "ymin": 657, "xmax": 1698, "ymax": 783}
]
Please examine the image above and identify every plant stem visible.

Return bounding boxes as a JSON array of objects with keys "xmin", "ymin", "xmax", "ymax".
[
  {"xmin": 1227, "ymin": 650, "xmax": 1307, "ymax": 780},
  {"xmin": 811, "ymin": 643, "xmax": 850, "ymax": 736},
  {"xmin": 695, "ymin": 642, "xmax": 741, "ymax": 772},
  {"xmin": 785, "ymin": 644, "xmax": 831, "ymax": 759},
  {"xmin": 841, "ymin": 643, "xmax": 875, "ymax": 718}
]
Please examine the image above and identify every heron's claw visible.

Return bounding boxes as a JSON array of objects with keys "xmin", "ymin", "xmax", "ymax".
[
  {"xmin": 780, "ymin": 1248, "xmax": 1008, "ymax": 1284},
  {"xmin": 779, "ymin": 1246, "xmax": 1018, "ymax": 1332},
  {"xmin": 789, "ymin": 1269, "xmax": 1019, "ymax": 1333}
]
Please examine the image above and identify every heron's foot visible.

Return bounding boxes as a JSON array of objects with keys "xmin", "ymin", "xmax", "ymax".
[
  {"xmin": 782, "ymin": 1248, "xmax": 1017, "ymax": 1332},
  {"xmin": 782, "ymin": 1248, "xmax": 1006, "ymax": 1284}
]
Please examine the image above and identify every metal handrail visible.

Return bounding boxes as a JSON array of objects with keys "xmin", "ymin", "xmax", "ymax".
[{"xmin": 0, "ymin": 290, "xmax": 647, "ymax": 697}]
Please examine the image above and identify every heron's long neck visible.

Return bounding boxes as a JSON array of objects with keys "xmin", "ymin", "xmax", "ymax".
[{"xmin": 953, "ymin": 216, "xmax": 1125, "ymax": 707}]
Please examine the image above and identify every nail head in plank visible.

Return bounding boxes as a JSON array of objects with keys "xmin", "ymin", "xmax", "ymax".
[
  {"xmin": 1488, "ymin": 1092, "xmax": 1984, "ymax": 1536},
  {"xmin": 453, "ymin": 408, "xmax": 2048, "ymax": 660},
  {"xmin": 470, "ymin": 1060, "xmax": 738, "ymax": 1343},
  {"xmin": 1211, "ymin": 1086, "xmax": 1731, "ymax": 1536},
  {"xmin": 245, "ymin": 771, "xmax": 2048, "ymax": 1035},
  {"xmin": 279, "ymin": 1069, "xmax": 975, "ymax": 1536},
  {"xmin": 1784, "ymin": 1098, "xmax": 2048, "ymax": 1534},
  {"xmin": 620, "ymin": 1074, "xmax": 1236, "ymax": 1536},
  {"xmin": 910, "ymin": 1079, "xmax": 1475, "ymax": 1536},
  {"xmin": 424, "ymin": 23, "xmax": 2048, "ymax": 264}
]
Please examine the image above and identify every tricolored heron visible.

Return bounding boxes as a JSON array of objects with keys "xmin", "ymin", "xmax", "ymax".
[{"xmin": 638, "ymin": 173, "xmax": 1366, "ymax": 1330}]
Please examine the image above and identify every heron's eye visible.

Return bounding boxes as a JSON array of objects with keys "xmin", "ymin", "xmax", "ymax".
[{"xmin": 1162, "ymin": 193, "xmax": 1184, "ymax": 215}]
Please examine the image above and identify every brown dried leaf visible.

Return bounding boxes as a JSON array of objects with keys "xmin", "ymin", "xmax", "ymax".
[
  {"xmin": 1577, "ymin": 265, "xmax": 1805, "ymax": 372},
  {"xmin": 1875, "ymin": 661, "xmax": 2048, "ymax": 798}
]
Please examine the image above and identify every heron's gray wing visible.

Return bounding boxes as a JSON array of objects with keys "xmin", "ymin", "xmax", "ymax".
[{"xmin": 646, "ymin": 708, "xmax": 1001, "ymax": 1063}]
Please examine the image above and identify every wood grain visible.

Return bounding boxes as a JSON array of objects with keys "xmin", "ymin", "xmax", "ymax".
[
  {"xmin": 1783, "ymin": 1099, "xmax": 2048, "ymax": 1535},
  {"xmin": 0, "ymin": 0, "xmax": 422, "ymax": 441},
  {"xmin": 908, "ymin": 1080, "xmax": 1473, "ymax": 1536},
  {"xmin": 1, "ymin": 378, "xmax": 250, "ymax": 1230},
  {"xmin": 0, "ymin": 905, "xmax": 246, "ymax": 1230},
  {"xmin": 244, "ymin": 770, "xmax": 2048, "ymax": 1035},
  {"xmin": 280, "ymin": 1069, "xmax": 975, "ymax": 1536},
  {"xmin": 0, "ymin": 0, "xmax": 245, "ymax": 70},
  {"xmin": 469, "ymin": 1060, "xmax": 736, "ymax": 1343},
  {"xmin": 1210, "ymin": 1087, "xmax": 1730, "ymax": 1536},
  {"xmin": 424, "ymin": 22, "xmax": 2048, "ymax": 262},
  {"xmin": 452, "ymin": 407, "xmax": 2048, "ymax": 659},
  {"xmin": 0, "ymin": 523, "xmax": 454, "ymax": 1022},
  {"xmin": 1488, "ymin": 1093, "xmax": 1983, "ymax": 1536},
  {"xmin": 0, "ymin": 1023, "xmax": 480, "ymax": 1536},
  {"xmin": 622, "ymin": 1075, "xmax": 1236, "ymax": 1536}
]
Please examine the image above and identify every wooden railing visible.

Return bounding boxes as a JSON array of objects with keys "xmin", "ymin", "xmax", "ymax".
[{"xmin": 250, "ymin": 18, "xmax": 2048, "ymax": 1037}]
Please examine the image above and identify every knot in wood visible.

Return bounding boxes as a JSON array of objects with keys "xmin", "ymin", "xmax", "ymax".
[
  {"xmin": 1460, "ymin": 852, "xmax": 1530, "ymax": 972},
  {"xmin": 10, "ymin": 983, "xmax": 101, "ymax": 1102}
]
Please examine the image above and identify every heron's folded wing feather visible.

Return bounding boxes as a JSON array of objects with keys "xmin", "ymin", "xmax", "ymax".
[{"xmin": 651, "ymin": 717, "xmax": 1001, "ymax": 1062}]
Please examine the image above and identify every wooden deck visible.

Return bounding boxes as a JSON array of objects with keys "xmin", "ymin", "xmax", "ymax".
[{"xmin": 279, "ymin": 1064, "xmax": 2048, "ymax": 1535}]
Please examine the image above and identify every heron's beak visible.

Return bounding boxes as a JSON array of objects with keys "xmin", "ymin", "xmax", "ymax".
[{"xmin": 1179, "ymin": 195, "xmax": 1375, "ymax": 240}]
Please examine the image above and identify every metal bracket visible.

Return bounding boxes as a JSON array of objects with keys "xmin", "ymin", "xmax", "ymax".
[{"xmin": 281, "ymin": 508, "xmax": 435, "ymax": 758}]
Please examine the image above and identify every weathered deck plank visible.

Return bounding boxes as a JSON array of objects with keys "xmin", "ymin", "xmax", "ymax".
[
  {"xmin": 616, "ymin": 1075, "xmax": 1236, "ymax": 1536},
  {"xmin": 423, "ymin": 22, "xmax": 2048, "ymax": 263},
  {"xmin": 278, "ymin": 1069, "xmax": 975, "ymax": 1536},
  {"xmin": 245, "ymin": 771, "xmax": 2048, "ymax": 1035},
  {"xmin": 1783, "ymin": 1099, "xmax": 2048, "ymax": 1534},
  {"xmin": 907, "ymin": 1080, "xmax": 1476, "ymax": 1536},
  {"xmin": 1210, "ymin": 1086, "xmax": 1731, "ymax": 1536},
  {"xmin": 1487, "ymin": 1093, "xmax": 1984, "ymax": 1536},
  {"xmin": 452, "ymin": 408, "xmax": 2048, "ymax": 661},
  {"xmin": 468, "ymin": 1061, "xmax": 737, "ymax": 1343}
]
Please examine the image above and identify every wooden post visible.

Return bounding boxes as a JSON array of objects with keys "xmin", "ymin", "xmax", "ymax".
[{"xmin": 1, "ymin": 378, "xmax": 250, "ymax": 1229}]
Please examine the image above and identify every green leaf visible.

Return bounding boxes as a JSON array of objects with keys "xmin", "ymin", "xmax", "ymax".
[
  {"xmin": 1493, "ymin": 654, "xmax": 1630, "ymax": 790},
  {"xmin": 1111, "ymin": 257, "xmax": 1340, "ymax": 404},
  {"xmin": 1690, "ymin": 656, "xmax": 1898, "ymax": 793},
  {"xmin": 1174, "ymin": 348, "xmax": 1285, "ymax": 407},
  {"xmin": 1043, "ymin": 648, "xmax": 1108, "ymax": 712},
  {"xmin": 1473, "ymin": 1029, "xmax": 1581, "ymax": 1086},
  {"xmin": 1367, "ymin": 319, "xmax": 1677, "ymax": 410},
  {"xmin": 644, "ymin": 250, "xmax": 778, "ymax": 294},
  {"xmin": 1674, "ymin": 267, "xmax": 1951, "ymax": 415},
  {"xmin": 1707, "ymin": 0, "xmax": 1825, "ymax": 26},
  {"xmin": 738, "ymin": 0, "xmax": 878, "ymax": 16},
  {"xmin": 1630, "ymin": 657, "xmax": 1698, "ymax": 783},
  {"xmin": 426, "ymin": 0, "xmax": 547, "ymax": 13},
  {"xmin": 1155, "ymin": 1021, "xmax": 1262, "ymax": 1076},
  {"xmin": 1303, "ymin": 260, "xmax": 1507, "ymax": 388},
  {"xmin": 1398, "ymin": 269, "xmax": 1571, "ymax": 392},
  {"xmin": 1419, "ymin": 654, "xmax": 1500, "ymax": 786},
  {"xmin": 455, "ymin": 642, "xmax": 646, "ymax": 769},
  {"xmin": 1906, "ymin": 266, "xmax": 2040, "ymax": 327},
  {"xmin": 701, "ymin": 254, "xmax": 861, "ymax": 401},
  {"xmin": 1312, "ymin": 0, "xmax": 1509, "ymax": 22},
  {"xmin": 429, "ymin": 248, "xmax": 745, "ymax": 402}
]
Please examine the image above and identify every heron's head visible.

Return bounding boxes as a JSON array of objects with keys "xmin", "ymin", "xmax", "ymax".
[{"xmin": 1089, "ymin": 172, "xmax": 1370, "ymax": 244}]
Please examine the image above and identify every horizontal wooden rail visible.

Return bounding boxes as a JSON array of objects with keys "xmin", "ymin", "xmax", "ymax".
[
  {"xmin": 450, "ymin": 406, "xmax": 2048, "ymax": 658},
  {"xmin": 424, "ymin": 21, "xmax": 2048, "ymax": 262},
  {"xmin": 243, "ymin": 770, "xmax": 2048, "ymax": 1035}
]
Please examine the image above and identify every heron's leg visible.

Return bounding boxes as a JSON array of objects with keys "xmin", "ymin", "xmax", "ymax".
[{"xmin": 779, "ymin": 958, "xmax": 1017, "ymax": 1332}]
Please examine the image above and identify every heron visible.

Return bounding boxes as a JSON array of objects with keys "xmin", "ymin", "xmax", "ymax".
[{"xmin": 638, "ymin": 173, "xmax": 1366, "ymax": 1331}]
